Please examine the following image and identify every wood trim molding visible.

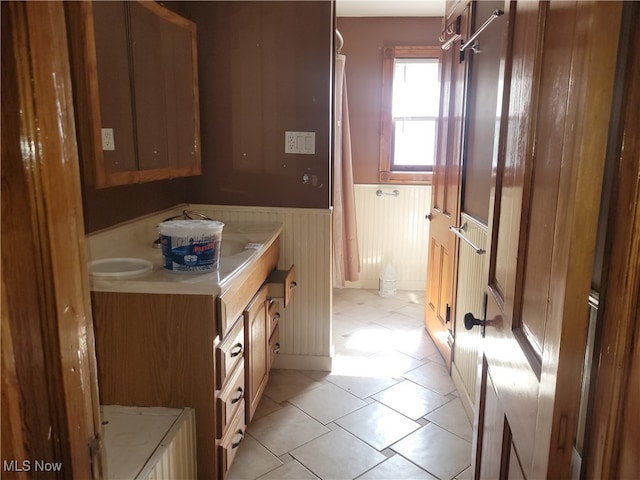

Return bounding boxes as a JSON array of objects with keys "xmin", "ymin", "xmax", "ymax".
[
  {"xmin": 378, "ymin": 45, "xmax": 440, "ymax": 185},
  {"xmin": 583, "ymin": 2, "xmax": 640, "ymax": 477},
  {"xmin": 1, "ymin": 2, "xmax": 103, "ymax": 477}
]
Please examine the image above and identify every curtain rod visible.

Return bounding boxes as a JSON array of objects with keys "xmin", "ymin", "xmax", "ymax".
[{"xmin": 336, "ymin": 29, "xmax": 344, "ymax": 53}]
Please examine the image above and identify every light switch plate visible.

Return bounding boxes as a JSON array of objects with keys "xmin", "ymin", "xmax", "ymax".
[{"xmin": 285, "ymin": 131, "xmax": 315, "ymax": 154}]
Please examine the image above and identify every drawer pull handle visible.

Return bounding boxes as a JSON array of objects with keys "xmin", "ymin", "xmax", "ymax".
[
  {"xmin": 232, "ymin": 429, "xmax": 245, "ymax": 449},
  {"xmin": 230, "ymin": 343, "xmax": 243, "ymax": 358},
  {"xmin": 231, "ymin": 387, "xmax": 244, "ymax": 404}
]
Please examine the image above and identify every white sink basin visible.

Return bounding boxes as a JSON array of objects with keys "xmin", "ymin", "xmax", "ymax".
[
  {"xmin": 220, "ymin": 238, "xmax": 247, "ymax": 257},
  {"xmin": 86, "ymin": 214, "xmax": 283, "ymax": 296}
]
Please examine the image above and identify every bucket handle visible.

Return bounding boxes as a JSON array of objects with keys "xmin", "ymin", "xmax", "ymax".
[{"xmin": 162, "ymin": 210, "xmax": 214, "ymax": 222}]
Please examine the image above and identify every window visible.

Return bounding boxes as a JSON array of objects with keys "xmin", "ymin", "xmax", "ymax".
[{"xmin": 379, "ymin": 46, "xmax": 441, "ymax": 184}]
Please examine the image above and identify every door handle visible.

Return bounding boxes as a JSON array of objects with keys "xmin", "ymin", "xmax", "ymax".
[
  {"xmin": 464, "ymin": 293, "xmax": 487, "ymax": 337},
  {"xmin": 426, "ymin": 213, "xmax": 433, "ymax": 221}
]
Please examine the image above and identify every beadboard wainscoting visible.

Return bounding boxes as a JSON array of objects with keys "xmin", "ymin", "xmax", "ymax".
[
  {"xmin": 192, "ymin": 204, "xmax": 333, "ymax": 371},
  {"xmin": 345, "ymin": 184, "xmax": 431, "ymax": 291},
  {"xmin": 451, "ymin": 213, "xmax": 488, "ymax": 421},
  {"xmin": 138, "ymin": 408, "xmax": 197, "ymax": 480}
]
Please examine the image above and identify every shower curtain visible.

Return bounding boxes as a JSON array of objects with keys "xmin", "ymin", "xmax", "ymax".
[{"xmin": 333, "ymin": 53, "xmax": 360, "ymax": 287}]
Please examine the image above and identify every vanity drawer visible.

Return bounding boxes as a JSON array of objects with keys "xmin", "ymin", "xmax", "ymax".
[
  {"xmin": 217, "ymin": 239, "xmax": 280, "ymax": 338},
  {"xmin": 268, "ymin": 300, "xmax": 280, "ymax": 338},
  {"xmin": 216, "ymin": 359, "xmax": 245, "ymax": 438},
  {"xmin": 266, "ymin": 265, "xmax": 296, "ymax": 308},
  {"xmin": 216, "ymin": 318, "xmax": 244, "ymax": 390},
  {"xmin": 268, "ymin": 323, "xmax": 280, "ymax": 370},
  {"xmin": 217, "ymin": 400, "xmax": 247, "ymax": 479}
]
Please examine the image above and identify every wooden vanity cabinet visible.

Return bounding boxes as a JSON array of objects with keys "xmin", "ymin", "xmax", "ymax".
[
  {"xmin": 65, "ymin": 1, "xmax": 201, "ymax": 188},
  {"xmin": 92, "ymin": 235, "xmax": 292, "ymax": 479},
  {"xmin": 92, "ymin": 291, "xmax": 219, "ymax": 480}
]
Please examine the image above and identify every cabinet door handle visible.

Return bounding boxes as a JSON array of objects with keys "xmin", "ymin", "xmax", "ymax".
[
  {"xmin": 232, "ymin": 429, "xmax": 245, "ymax": 449},
  {"xmin": 231, "ymin": 387, "xmax": 244, "ymax": 404},
  {"xmin": 273, "ymin": 312, "xmax": 280, "ymax": 320},
  {"xmin": 274, "ymin": 342, "xmax": 281, "ymax": 354},
  {"xmin": 289, "ymin": 281, "xmax": 297, "ymax": 290},
  {"xmin": 230, "ymin": 343, "xmax": 243, "ymax": 358}
]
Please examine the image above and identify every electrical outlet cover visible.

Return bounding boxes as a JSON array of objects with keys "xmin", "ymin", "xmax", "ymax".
[{"xmin": 101, "ymin": 128, "xmax": 115, "ymax": 151}]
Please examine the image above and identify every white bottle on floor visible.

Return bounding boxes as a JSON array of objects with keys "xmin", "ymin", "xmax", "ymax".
[{"xmin": 379, "ymin": 263, "xmax": 397, "ymax": 297}]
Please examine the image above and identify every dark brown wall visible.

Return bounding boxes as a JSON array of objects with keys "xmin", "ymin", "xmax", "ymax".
[
  {"xmin": 81, "ymin": 179, "xmax": 188, "ymax": 233},
  {"xmin": 82, "ymin": 1, "xmax": 332, "ymax": 233},
  {"xmin": 336, "ymin": 17, "xmax": 442, "ymax": 184},
  {"xmin": 186, "ymin": 1, "xmax": 332, "ymax": 209}
]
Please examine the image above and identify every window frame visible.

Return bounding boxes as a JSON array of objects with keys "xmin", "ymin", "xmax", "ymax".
[{"xmin": 379, "ymin": 46, "xmax": 441, "ymax": 185}]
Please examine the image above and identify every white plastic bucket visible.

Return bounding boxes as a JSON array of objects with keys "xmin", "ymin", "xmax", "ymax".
[{"xmin": 158, "ymin": 220, "xmax": 224, "ymax": 273}]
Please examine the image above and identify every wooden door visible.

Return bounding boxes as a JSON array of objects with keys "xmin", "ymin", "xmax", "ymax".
[
  {"xmin": 471, "ymin": 1, "xmax": 623, "ymax": 478},
  {"xmin": 425, "ymin": 4, "xmax": 470, "ymax": 369},
  {"xmin": 1, "ymin": 2, "xmax": 103, "ymax": 477}
]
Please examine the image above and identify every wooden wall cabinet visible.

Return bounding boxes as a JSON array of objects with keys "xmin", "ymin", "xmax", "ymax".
[{"xmin": 66, "ymin": 1, "xmax": 201, "ymax": 188}]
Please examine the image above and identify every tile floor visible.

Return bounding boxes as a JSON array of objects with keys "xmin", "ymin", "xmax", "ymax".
[{"xmin": 228, "ymin": 289, "xmax": 473, "ymax": 480}]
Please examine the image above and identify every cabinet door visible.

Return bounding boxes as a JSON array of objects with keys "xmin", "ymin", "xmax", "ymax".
[
  {"xmin": 92, "ymin": 2, "xmax": 137, "ymax": 181},
  {"xmin": 244, "ymin": 286, "xmax": 269, "ymax": 424},
  {"xmin": 129, "ymin": 1, "xmax": 168, "ymax": 172},
  {"xmin": 65, "ymin": 1, "xmax": 200, "ymax": 188},
  {"xmin": 129, "ymin": 2, "xmax": 200, "ymax": 178}
]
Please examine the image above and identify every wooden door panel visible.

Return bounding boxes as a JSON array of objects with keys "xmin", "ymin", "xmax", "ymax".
[
  {"xmin": 426, "ymin": 235, "xmax": 453, "ymax": 365},
  {"xmin": 438, "ymin": 246, "xmax": 451, "ymax": 325},
  {"xmin": 433, "ymin": 43, "xmax": 452, "ymax": 213},
  {"xmin": 427, "ymin": 237, "xmax": 439, "ymax": 315},
  {"xmin": 478, "ymin": 366, "xmax": 504, "ymax": 480},
  {"xmin": 481, "ymin": 1, "xmax": 557, "ymax": 475},
  {"xmin": 478, "ymin": 360, "xmax": 530, "ymax": 480},
  {"xmin": 484, "ymin": 287, "xmax": 540, "ymax": 473},
  {"xmin": 425, "ymin": 4, "xmax": 469, "ymax": 369},
  {"xmin": 474, "ymin": 0, "xmax": 623, "ymax": 478}
]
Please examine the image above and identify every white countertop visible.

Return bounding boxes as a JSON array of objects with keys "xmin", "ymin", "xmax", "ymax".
[{"xmin": 86, "ymin": 207, "xmax": 282, "ymax": 296}]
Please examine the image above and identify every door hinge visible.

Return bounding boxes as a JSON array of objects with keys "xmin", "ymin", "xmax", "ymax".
[
  {"xmin": 556, "ymin": 414, "xmax": 568, "ymax": 452},
  {"xmin": 89, "ymin": 433, "xmax": 102, "ymax": 479},
  {"xmin": 445, "ymin": 304, "xmax": 451, "ymax": 323}
]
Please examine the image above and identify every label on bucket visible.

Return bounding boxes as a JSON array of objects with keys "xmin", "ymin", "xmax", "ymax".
[{"xmin": 161, "ymin": 234, "xmax": 219, "ymax": 272}]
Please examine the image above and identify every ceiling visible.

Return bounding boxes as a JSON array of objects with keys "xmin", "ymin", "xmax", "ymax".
[{"xmin": 336, "ymin": 0, "xmax": 445, "ymax": 17}]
